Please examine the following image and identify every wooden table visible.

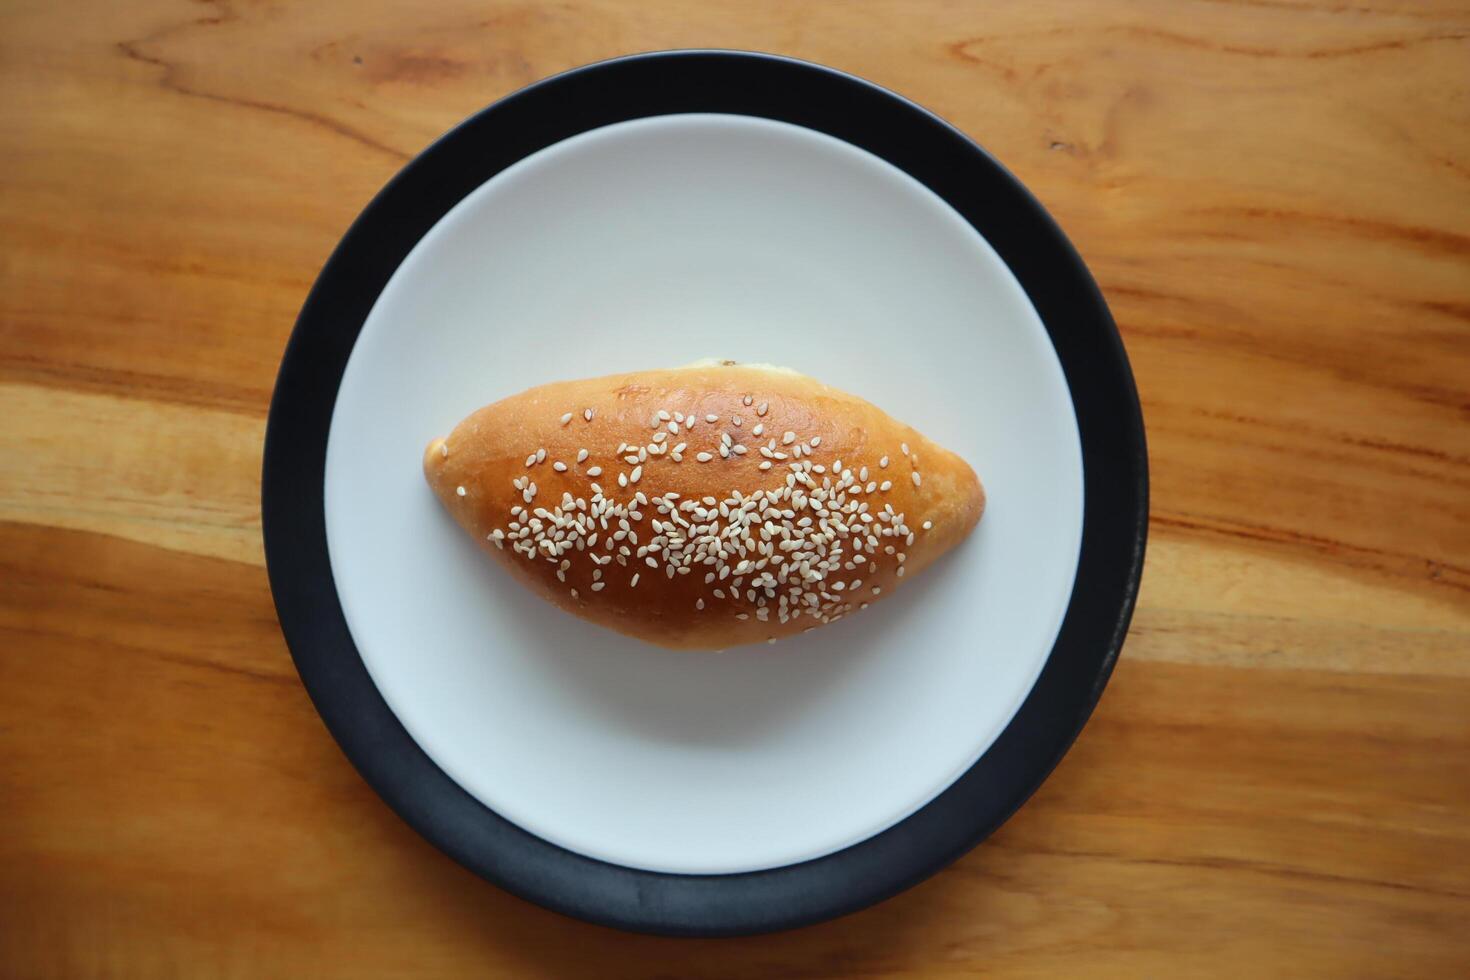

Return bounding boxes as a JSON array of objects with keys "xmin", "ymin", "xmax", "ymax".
[{"xmin": 3, "ymin": 1, "xmax": 1467, "ymax": 975}]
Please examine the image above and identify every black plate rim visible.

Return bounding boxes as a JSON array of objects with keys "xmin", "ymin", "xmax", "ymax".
[{"xmin": 262, "ymin": 48, "xmax": 1148, "ymax": 937}]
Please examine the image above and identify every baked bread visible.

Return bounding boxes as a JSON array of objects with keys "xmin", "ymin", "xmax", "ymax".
[{"xmin": 423, "ymin": 362, "xmax": 984, "ymax": 650}]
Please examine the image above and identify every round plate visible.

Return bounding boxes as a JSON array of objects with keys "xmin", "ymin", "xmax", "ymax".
[{"xmin": 264, "ymin": 50, "xmax": 1147, "ymax": 936}]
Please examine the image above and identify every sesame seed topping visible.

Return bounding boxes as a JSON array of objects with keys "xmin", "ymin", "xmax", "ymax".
[
  {"xmin": 897, "ymin": 566, "xmax": 905, "ymax": 577},
  {"xmin": 810, "ymin": 436, "xmax": 821, "ymax": 447},
  {"xmin": 591, "ymin": 582, "xmax": 606, "ymax": 591},
  {"xmin": 696, "ymin": 598, "xmax": 705, "ymax": 610},
  {"xmin": 743, "ymin": 395, "xmax": 754, "ymax": 406},
  {"xmin": 583, "ymin": 408, "xmax": 594, "ymax": 421},
  {"xmin": 456, "ymin": 486, "xmax": 466, "ymax": 496},
  {"xmin": 631, "ymin": 573, "xmax": 640, "ymax": 587},
  {"xmin": 525, "ymin": 454, "xmax": 537, "ymax": 467},
  {"xmin": 782, "ymin": 431, "xmax": 796, "ymax": 445},
  {"xmin": 577, "ymin": 449, "xmax": 589, "ymax": 463},
  {"xmin": 696, "ymin": 452, "xmax": 713, "ymax": 462},
  {"xmin": 752, "ymin": 424, "xmax": 764, "ymax": 436},
  {"xmin": 880, "ymin": 480, "xmax": 892, "ymax": 491},
  {"xmin": 485, "ymin": 433, "xmax": 924, "ymax": 631},
  {"xmin": 668, "ymin": 421, "xmax": 680, "ymax": 435},
  {"xmin": 586, "ymin": 466, "xmax": 602, "ymax": 477},
  {"xmin": 732, "ymin": 415, "xmax": 742, "ymax": 426},
  {"xmin": 757, "ymin": 402, "xmax": 769, "ymax": 416},
  {"xmin": 706, "ymin": 414, "xmax": 718, "ymax": 423},
  {"xmin": 440, "ymin": 443, "xmax": 449, "ymax": 458},
  {"xmin": 560, "ymin": 412, "xmax": 573, "ymax": 426},
  {"xmin": 911, "ymin": 472, "xmax": 922, "ymax": 487},
  {"xmin": 923, "ymin": 520, "xmax": 933, "ymax": 530},
  {"xmin": 901, "ymin": 442, "xmax": 910, "ymax": 456},
  {"xmin": 571, "ymin": 588, "xmax": 579, "ymax": 598}
]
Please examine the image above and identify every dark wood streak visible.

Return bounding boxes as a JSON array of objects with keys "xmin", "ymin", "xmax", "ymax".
[
  {"xmin": 1153, "ymin": 512, "xmax": 1470, "ymax": 593},
  {"xmin": 115, "ymin": 20, "xmax": 410, "ymax": 164},
  {"xmin": 1192, "ymin": 205, "xmax": 1470, "ymax": 257},
  {"xmin": 952, "ymin": 24, "xmax": 1468, "ymax": 65},
  {"xmin": 1189, "ymin": 406, "xmax": 1470, "ymax": 470},
  {"xmin": 1000, "ymin": 841, "xmax": 1470, "ymax": 902},
  {"xmin": 1, "ymin": 349, "xmax": 274, "ymax": 416}
]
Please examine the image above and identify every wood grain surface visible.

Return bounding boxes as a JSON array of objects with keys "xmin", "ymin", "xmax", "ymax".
[{"xmin": 3, "ymin": 0, "xmax": 1468, "ymax": 975}]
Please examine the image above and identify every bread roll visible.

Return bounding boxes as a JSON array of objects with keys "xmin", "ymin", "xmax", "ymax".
[{"xmin": 423, "ymin": 363, "xmax": 983, "ymax": 650}]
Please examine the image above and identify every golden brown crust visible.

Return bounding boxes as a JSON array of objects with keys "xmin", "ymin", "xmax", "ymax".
[{"xmin": 423, "ymin": 364, "xmax": 983, "ymax": 649}]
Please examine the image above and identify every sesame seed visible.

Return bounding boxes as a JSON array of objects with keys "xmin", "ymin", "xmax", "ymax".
[
  {"xmin": 591, "ymin": 582, "xmax": 606, "ymax": 591},
  {"xmin": 618, "ymin": 472, "xmax": 628, "ymax": 487},
  {"xmin": 525, "ymin": 454, "xmax": 537, "ymax": 467},
  {"xmin": 766, "ymin": 638, "xmax": 776, "ymax": 645},
  {"xmin": 440, "ymin": 443, "xmax": 449, "ymax": 458},
  {"xmin": 880, "ymin": 480, "xmax": 892, "ymax": 491},
  {"xmin": 759, "ymin": 461, "xmax": 773, "ymax": 470},
  {"xmin": 553, "ymin": 461, "xmax": 567, "ymax": 472},
  {"xmin": 668, "ymin": 421, "xmax": 680, "ymax": 435},
  {"xmin": 706, "ymin": 414, "xmax": 718, "ymax": 423},
  {"xmin": 757, "ymin": 402, "xmax": 768, "ymax": 416},
  {"xmin": 810, "ymin": 436, "xmax": 821, "ymax": 447},
  {"xmin": 657, "ymin": 410, "xmax": 671, "ymax": 422},
  {"xmin": 696, "ymin": 452, "xmax": 713, "ymax": 462},
  {"xmin": 571, "ymin": 589, "xmax": 579, "ymax": 598},
  {"xmin": 782, "ymin": 431, "xmax": 796, "ymax": 445},
  {"xmin": 456, "ymin": 486, "xmax": 466, "ymax": 496},
  {"xmin": 577, "ymin": 449, "xmax": 589, "ymax": 463},
  {"xmin": 897, "ymin": 566, "xmax": 905, "ymax": 577},
  {"xmin": 584, "ymin": 408, "xmax": 594, "ymax": 421},
  {"xmin": 733, "ymin": 445, "xmax": 747, "ymax": 455},
  {"xmin": 586, "ymin": 466, "xmax": 602, "ymax": 477},
  {"xmin": 623, "ymin": 454, "xmax": 640, "ymax": 464},
  {"xmin": 732, "ymin": 416, "xmax": 742, "ymax": 426},
  {"xmin": 736, "ymin": 613, "xmax": 749, "ymax": 621},
  {"xmin": 631, "ymin": 573, "xmax": 640, "ymax": 587},
  {"xmin": 912, "ymin": 472, "xmax": 922, "ymax": 487},
  {"xmin": 872, "ymin": 587, "xmax": 882, "ymax": 595},
  {"xmin": 880, "ymin": 456, "xmax": 889, "ymax": 468},
  {"xmin": 696, "ymin": 598, "xmax": 705, "ymax": 610},
  {"xmin": 752, "ymin": 424, "xmax": 764, "ymax": 436},
  {"xmin": 901, "ymin": 442, "xmax": 910, "ymax": 456},
  {"xmin": 630, "ymin": 465, "xmax": 642, "ymax": 484},
  {"xmin": 560, "ymin": 412, "xmax": 573, "ymax": 426}
]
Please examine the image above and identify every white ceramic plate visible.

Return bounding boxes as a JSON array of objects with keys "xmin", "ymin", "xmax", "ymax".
[{"xmin": 324, "ymin": 112, "xmax": 1083, "ymax": 874}]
